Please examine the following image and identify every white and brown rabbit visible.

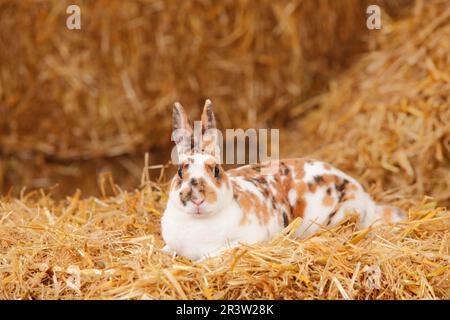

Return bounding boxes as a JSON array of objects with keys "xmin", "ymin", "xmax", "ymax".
[{"xmin": 161, "ymin": 100, "xmax": 404, "ymax": 261}]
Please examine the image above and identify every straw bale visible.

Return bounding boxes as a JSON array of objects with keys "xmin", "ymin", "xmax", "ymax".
[
  {"xmin": 1, "ymin": 0, "xmax": 393, "ymax": 194},
  {"xmin": 285, "ymin": 0, "xmax": 450, "ymax": 206},
  {"xmin": 0, "ymin": 0, "xmax": 373, "ymax": 160}
]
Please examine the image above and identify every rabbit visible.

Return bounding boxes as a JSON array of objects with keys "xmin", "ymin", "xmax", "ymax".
[{"xmin": 161, "ymin": 99, "xmax": 405, "ymax": 261}]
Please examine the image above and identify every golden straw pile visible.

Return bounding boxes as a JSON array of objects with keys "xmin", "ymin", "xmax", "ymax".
[{"xmin": 0, "ymin": 182, "xmax": 448, "ymax": 299}]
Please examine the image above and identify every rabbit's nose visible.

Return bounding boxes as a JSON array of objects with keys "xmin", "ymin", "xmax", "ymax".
[{"xmin": 192, "ymin": 198, "xmax": 204, "ymax": 206}]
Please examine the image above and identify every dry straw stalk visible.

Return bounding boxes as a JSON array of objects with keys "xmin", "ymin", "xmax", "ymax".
[{"xmin": 0, "ymin": 183, "xmax": 448, "ymax": 300}]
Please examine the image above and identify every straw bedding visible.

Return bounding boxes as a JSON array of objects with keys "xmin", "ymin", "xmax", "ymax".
[
  {"xmin": 0, "ymin": 183, "xmax": 448, "ymax": 299},
  {"xmin": 0, "ymin": 0, "xmax": 449, "ymax": 300}
]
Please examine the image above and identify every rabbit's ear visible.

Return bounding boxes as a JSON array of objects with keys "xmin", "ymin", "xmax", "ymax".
[
  {"xmin": 201, "ymin": 99, "xmax": 216, "ymax": 132},
  {"xmin": 200, "ymin": 99, "xmax": 221, "ymax": 161},
  {"xmin": 172, "ymin": 102, "xmax": 193, "ymax": 156}
]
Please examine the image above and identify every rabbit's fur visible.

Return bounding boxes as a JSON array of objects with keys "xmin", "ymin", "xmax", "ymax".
[{"xmin": 161, "ymin": 100, "xmax": 404, "ymax": 260}]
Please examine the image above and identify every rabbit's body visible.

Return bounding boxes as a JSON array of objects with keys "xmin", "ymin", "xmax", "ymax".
[{"xmin": 161, "ymin": 100, "xmax": 404, "ymax": 261}]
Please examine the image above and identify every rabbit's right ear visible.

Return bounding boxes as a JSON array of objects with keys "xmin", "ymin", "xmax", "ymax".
[{"xmin": 172, "ymin": 102, "xmax": 193, "ymax": 157}]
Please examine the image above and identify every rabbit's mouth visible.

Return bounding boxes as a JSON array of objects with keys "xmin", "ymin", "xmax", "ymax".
[
  {"xmin": 189, "ymin": 203, "xmax": 215, "ymax": 217},
  {"xmin": 182, "ymin": 200, "xmax": 207, "ymax": 215},
  {"xmin": 194, "ymin": 206, "xmax": 203, "ymax": 215}
]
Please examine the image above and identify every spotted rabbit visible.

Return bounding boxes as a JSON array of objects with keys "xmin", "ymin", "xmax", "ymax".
[{"xmin": 161, "ymin": 100, "xmax": 404, "ymax": 261}]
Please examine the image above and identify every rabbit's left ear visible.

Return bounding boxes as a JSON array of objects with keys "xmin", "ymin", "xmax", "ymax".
[
  {"xmin": 200, "ymin": 99, "xmax": 221, "ymax": 161},
  {"xmin": 201, "ymin": 99, "xmax": 216, "ymax": 131},
  {"xmin": 172, "ymin": 102, "xmax": 193, "ymax": 157}
]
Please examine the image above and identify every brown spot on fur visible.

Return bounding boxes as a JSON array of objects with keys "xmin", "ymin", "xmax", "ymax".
[
  {"xmin": 314, "ymin": 175, "xmax": 325, "ymax": 184},
  {"xmin": 229, "ymin": 158, "xmax": 314, "ymax": 226},
  {"xmin": 293, "ymin": 197, "xmax": 306, "ymax": 218},
  {"xmin": 323, "ymin": 195, "xmax": 334, "ymax": 206},
  {"xmin": 204, "ymin": 161, "xmax": 225, "ymax": 188},
  {"xmin": 282, "ymin": 212, "xmax": 289, "ymax": 227},
  {"xmin": 323, "ymin": 174, "xmax": 338, "ymax": 184},
  {"xmin": 260, "ymin": 201, "xmax": 269, "ymax": 224},
  {"xmin": 228, "ymin": 159, "xmax": 362, "ymax": 229},
  {"xmin": 345, "ymin": 194, "xmax": 355, "ymax": 201},
  {"xmin": 228, "ymin": 158, "xmax": 368, "ymax": 229},
  {"xmin": 177, "ymin": 163, "xmax": 190, "ymax": 180},
  {"xmin": 383, "ymin": 207, "xmax": 393, "ymax": 223},
  {"xmin": 179, "ymin": 188, "xmax": 192, "ymax": 206},
  {"xmin": 201, "ymin": 102, "xmax": 215, "ymax": 131},
  {"xmin": 233, "ymin": 181, "xmax": 276, "ymax": 225},
  {"xmin": 229, "ymin": 167, "xmax": 254, "ymax": 178},
  {"xmin": 201, "ymin": 137, "xmax": 215, "ymax": 152},
  {"xmin": 172, "ymin": 178, "xmax": 181, "ymax": 190},
  {"xmin": 310, "ymin": 175, "xmax": 359, "ymax": 205},
  {"xmin": 179, "ymin": 176, "xmax": 217, "ymax": 205},
  {"xmin": 232, "ymin": 182, "xmax": 253, "ymax": 225},
  {"xmin": 296, "ymin": 161, "xmax": 306, "ymax": 179},
  {"xmin": 326, "ymin": 208, "xmax": 338, "ymax": 226},
  {"xmin": 204, "ymin": 185, "xmax": 217, "ymax": 203},
  {"xmin": 308, "ymin": 182, "xmax": 317, "ymax": 193},
  {"xmin": 337, "ymin": 178, "xmax": 349, "ymax": 190},
  {"xmin": 229, "ymin": 159, "xmax": 306, "ymax": 180},
  {"xmin": 296, "ymin": 181, "xmax": 308, "ymax": 194}
]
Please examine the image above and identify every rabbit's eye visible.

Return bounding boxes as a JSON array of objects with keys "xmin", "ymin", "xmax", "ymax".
[
  {"xmin": 214, "ymin": 165, "xmax": 220, "ymax": 178},
  {"xmin": 177, "ymin": 167, "xmax": 183, "ymax": 178}
]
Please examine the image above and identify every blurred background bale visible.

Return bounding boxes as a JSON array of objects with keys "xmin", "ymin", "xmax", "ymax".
[
  {"xmin": 0, "ymin": 0, "xmax": 424, "ymax": 197},
  {"xmin": 285, "ymin": 0, "xmax": 450, "ymax": 206}
]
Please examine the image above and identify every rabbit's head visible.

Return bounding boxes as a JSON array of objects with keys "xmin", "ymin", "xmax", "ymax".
[{"xmin": 168, "ymin": 100, "xmax": 233, "ymax": 216}]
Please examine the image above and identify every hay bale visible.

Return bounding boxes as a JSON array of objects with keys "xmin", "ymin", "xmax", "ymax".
[
  {"xmin": 286, "ymin": 0, "xmax": 450, "ymax": 206},
  {"xmin": 0, "ymin": 0, "xmax": 418, "ymax": 194},
  {"xmin": 0, "ymin": 153, "xmax": 146, "ymax": 198},
  {"xmin": 0, "ymin": 0, "xmax": 371, "ymax": 162},
  {"xmin": 0, "ymin": 184, "xmax": 448, "ymax": 299}
]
